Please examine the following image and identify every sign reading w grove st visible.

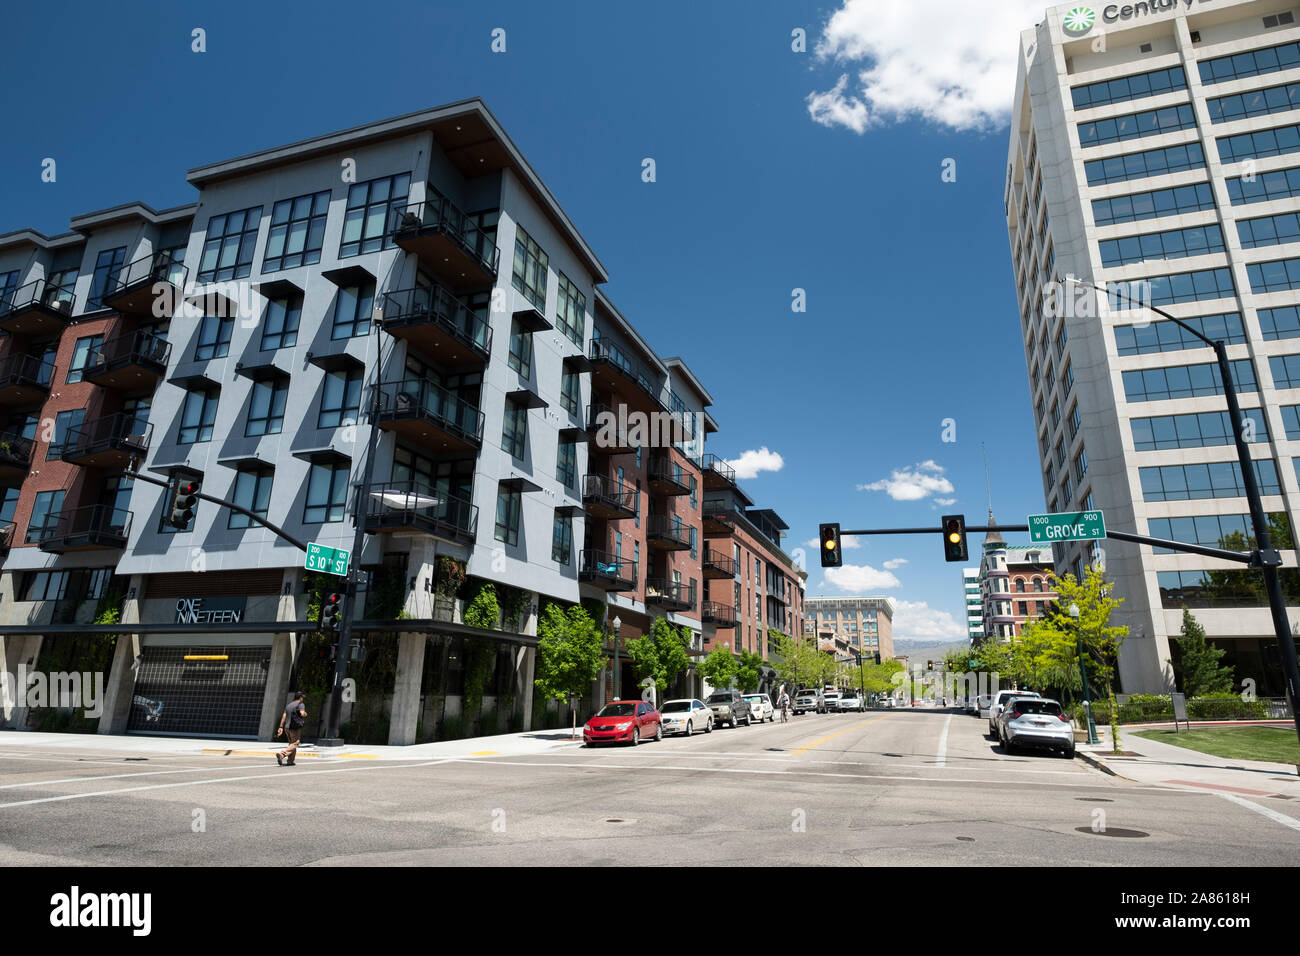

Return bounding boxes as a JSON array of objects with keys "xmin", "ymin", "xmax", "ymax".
[{"xmin": 1028, "ymin": 510, "xmax": 1107, "ymax": 543}]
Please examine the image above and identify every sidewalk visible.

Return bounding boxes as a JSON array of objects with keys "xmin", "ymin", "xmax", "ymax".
[
  {"xmin": 1077, "ymin": 723, "xmax": 1300, "ymax": 799},
  {"xmin": 0, "ymin": 727, "xmax": 589, "ymax": 762}
]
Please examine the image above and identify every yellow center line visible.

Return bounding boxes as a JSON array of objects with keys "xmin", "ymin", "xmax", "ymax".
[{"xmin": 789, "ymin": 715, "xmax": 891, "ymax": 755}]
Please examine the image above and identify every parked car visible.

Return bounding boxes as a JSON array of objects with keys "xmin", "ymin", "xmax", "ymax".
[
  {"xmin": 658, "ymin": 698, "xmax": 713, "ymax": 736},
  {"xmin": 966, "ymin": 696, "xmax": 981, "ymax": 714},
  {"xmin": 744, "ymin": 694, "xmax": 775, "ymax": 722},
  {"xmin": 838, "ymin": 692, "xmax": 863, "ymax": 712},
  {"xmin": 999, "ymin": 697, "xmax": 1075, "ymax": 758},
  {"xmin": 993, "ymin": 693, "xmax": 1043, "ymax": 740},
  {"xmin": 794, "ymin": 688, "xmax": 824, "ymax": 715},
  {"xmin": 584, "ymin": 699, "xmax": 662, "ymax": 746},
  {"xmin": 975, "ymin": 693, "xmax": 996, "ymax": 716},
  {"xmin": 706, "ymin": 690, "xmax": 753, "ymax": 728},
  {"xmin": 986, "ymin": 689, "xmax": 1042, "ymax": 737},
  {"xmin": 822, "ymin": 690, "xmax": 843, "ymax": 711}
]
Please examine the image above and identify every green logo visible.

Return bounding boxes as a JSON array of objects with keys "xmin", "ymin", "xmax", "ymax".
[{"xmin": 1063, "ymin": 6, "xmax": 1096, "ymax": 34}]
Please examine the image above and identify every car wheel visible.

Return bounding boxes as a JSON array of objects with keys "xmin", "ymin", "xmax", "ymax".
[
  {"xmin": 1004, "ymin": 737, "xmax": 1015, "ymax": 755},
  {"xmin": 730, "ymin": 715, "xmax": 738, "ymax": 728},
  {"xmin": 654, "ymin": 723, "xmax": 663, "ymax": 742},
  {"xmin": 1064, "ymin": 745, "xmax": 1076, "ymax": 759},
  {"xmin": 631, "ymin": 727, "xmax": 640, "ymax": 746},
  {"xmin": 705, "ymin": 719, "xmax": 713, "ymax": 733},
  {"xmin": 685, "ymin": 720, "xmax": 693, "ymax": 737},
  {"xmin": 745, "ymin": 714, "xmax": 753, "ymax": 726}
]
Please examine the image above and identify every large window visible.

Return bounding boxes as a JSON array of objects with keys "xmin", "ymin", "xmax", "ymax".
[
  {"xmin": 495, "ymin": 485, "xmax": 521, "ymax": 546},
  {"xmin": 508, "ymin": 318, "xmax": 532, "ymax": 377},
  {"xmin": 560, "ymin": 368, "xmax": 581, "ymax": 416},
  {"xmin": 263, "ymin": 190, "xmax": 330, "ymax": 272},
  {"xmin": 1139, "ymin": 459, "xmax": 1280, "ymax": 501},
  {"xmin": 1208, "ymin": 81, "xmax": 1300, "ymax": 124},
  {"xmin": 1130, "ymin": 409, "xmax": 1269, "ymax": 451},
  {"xmin": 1114, "ymin": 314, "xmax": 1245, "ymax": 354},
  {"xmin": 319, "ymin": 369, "xmax": 362, "ymax": 428},
  {"xmin": 1149, "ymin": 513, "xmax": 1291, "ymax": 553},
  {"xmin": 246, "ymin": 377, "xmax": 289, "ymax": 436},
  {"xmin": 51, "ymin": 409, "xmax": 85, "ymax": 458},
  {"xmin": 511, "ymin": 226, "xmax": 548, "ymax": 310},
  {"xmin": 556, "ymin": 439, "xmax": 576, "ymax": 489},
  {"xmin": 261, "ymin": 296, "xmax": 302, "ymax": 350},
  {"xmin": 1084, "ymin": 142, "xmax": 1205, "ymax": 187},
  {"xmin": 502, "ymin": 398, "xmax": 526, "ymax": 458},
  {"xmin": 1098, "ymin": 224, "xmax": 1224, "ymax": 267},
  {"xmin": 1269, "ymin": 354, "xmax": 1300, "ymax": 389},
  {"xmin": 67, "ymin": 334, "xmax": 103, "ymax": 384},
  {"xmin": 26, "ymin": 490, "xmax": 65, "ymax": 543},
  {"xmin": 1092, "ymin": 182, "xmax": 1215, "ymax": 227},
  {"xmin": 552, "ymin": 512, "xmax": 572, "ymax": 565},
  {"xmin": 339, "ymin": 173, "xmax": 409, "ymax": 258},
  {"xmin": 1199, "ymin": 40, "xmax": 1300, "ymax": 85},
  {"xmin": 1259, "ymin": 306, "xmax": 1300, "ymax": 340},
  {"xmin": 229, "ymin": 468, "xmax": 274, "ymax": 529},
  {"xmin": 1077, "ymin": 104, "xmax": 1196, "ymax": 148},
  {"xmin": 304, "ymin": 462, "xmax": 349, "ymax": 523},
  {"xmin": 1217, "ymin": 123, "xmax": 1300, "ymax": 164},
  {"xmin": 1227, "ymin": 165, "xmax": 1300, "ymax": 204},
  {"xmin": 1108, "ymin": 267, "xmax": 1235, "ymax": 308},
  {"xmin": 198, "ymin": 206, "xmax": 262, "ymax": 282},
  {"xmin": 196, "ymin": 315, "xmax": 234, "ymax": 360},
  {"xmin": 1159, "ymin": 568, "xmax": 1300, "ymax": 609},
  {"xmin": 555, "ymin": 273, "xmax": 586, "ymax": 347},
  {"xmin": 88, "ymin": 247, "xmax": 126, "ymax": 310},
  {"xmin": 1122, "ymin": 361, "xmax": 1256, "ymax": 402},
  {"xmin": 1239, "ymin": 212, "xmax": 1300, "ymax": 249},
  {"xmin": 179, "ymin": 389, "xmax": 219, "ymax": 444},
  {"xmin": 330, "ymin": 283, "xmax": 374, "ymax": 340},
  {"xmin": 1247, "ymin": 257, "xmax": 1300, "ymax": 293},
  {"xmin": 1071, "ymin": 65, "xmax": 1186, "ymax": 110}
]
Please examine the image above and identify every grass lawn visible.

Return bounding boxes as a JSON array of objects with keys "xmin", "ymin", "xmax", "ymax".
[{"xmin": 1133, "ymin": 727, "xmax": 1300, "ymax": 764}]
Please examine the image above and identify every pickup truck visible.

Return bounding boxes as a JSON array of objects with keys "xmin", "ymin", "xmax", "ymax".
[
  {"xmin": 793, "ymin": 688, "xmax": 824, "ymax": 715},
  {"xmin": 706, "ymin": 690, "xmax": 753, "ymax": 728}
]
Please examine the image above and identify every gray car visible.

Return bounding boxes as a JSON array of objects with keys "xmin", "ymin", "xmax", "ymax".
[
  {"xmin": 706, "ymin": 690, "xmax": 753, "ymax": 728},
  {"xmin": 999, "ymin": 697, "xmax": 1075, "ymax": 758}
]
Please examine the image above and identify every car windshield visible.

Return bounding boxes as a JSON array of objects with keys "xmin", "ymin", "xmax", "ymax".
[
  {"xmin": 745, "ymin": 696, "xmax": 763, "ymax": 703},
  {"xmin": 1014, "ymin": 700, "xmax": 1062, "ymax": 715},
  {"xmin": 706, "ymin": 694, "xmax": 731, "ymax": 703},
  {"xmin": 596, "ymin": 703, "xmax": 636, "ymax": 717},
  {"xmin": 662, "ymin": 701, "xmax": 689, "ymax": 713}
]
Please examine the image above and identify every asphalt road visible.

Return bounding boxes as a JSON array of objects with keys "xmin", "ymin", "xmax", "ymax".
[{"xmin": 0, "ymin": 707, "xmax": 1296, "ymax": 866}]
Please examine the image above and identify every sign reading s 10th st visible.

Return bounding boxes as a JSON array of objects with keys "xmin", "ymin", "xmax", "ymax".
[
  {"xmin": 1028, "ymin": 510, "xmax": 1106, "ymax": 543},
  {"xmin": 305, "ymin": 542, "xmax": 350, "ymax": 577}
]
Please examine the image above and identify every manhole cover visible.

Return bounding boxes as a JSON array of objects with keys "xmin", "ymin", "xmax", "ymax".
[
  {"xmin": 1074, "ymin": 826, "xmax": 1149, "ymax": 838},
  {"xmin": 956, "ymin": 836, "xmax": 975, "ymax": 842},
  {"xmin": 1076, "ymin": 797, "xmax": 1113, "ymax": 802}
]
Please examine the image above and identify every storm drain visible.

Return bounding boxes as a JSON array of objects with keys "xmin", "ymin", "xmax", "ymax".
[
  {"xmin": 956, "ymin": 836, "xmax": 975, "ymax": 842},
  {"xmin": 1075, "ymin": 797, "xmax": 1113, "ymax": 802},
  {"xmin": 1074, "ymin": 826, "xmax": 1149, "ymax": 838}
]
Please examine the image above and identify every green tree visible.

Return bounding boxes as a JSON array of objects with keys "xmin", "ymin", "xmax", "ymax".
[
  {"xmin": 1175, "ymin": 607, "xmax": 1234, "ymax": 696},
  {"xmin": 534, "ymin": 602, "xmax": 604, "ymax": 707},
  {"xmin": 625, "ymin": 618, "xmax": 693, "ymax": 702},
  {"xmin": 735, "ymin": 649, "xmax": 764, "ymax": 693},
  {"xmin": 698, "ymin": 645, "xmax": 738, "ymax": 691}
]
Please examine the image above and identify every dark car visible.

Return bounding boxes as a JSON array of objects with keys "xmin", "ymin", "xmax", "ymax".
[
  {"xmin": 706, "ymin": 689, "xmax": 753, "ymax": 728},
  {"xmin": 583, "ymin": 699, "xmax": 662, "ymax": 746}
]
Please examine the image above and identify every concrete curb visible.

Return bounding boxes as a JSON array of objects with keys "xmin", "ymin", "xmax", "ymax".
[{"xmin": 1076, "ymin": 749, "xmax": 1133, "ymax": 780}]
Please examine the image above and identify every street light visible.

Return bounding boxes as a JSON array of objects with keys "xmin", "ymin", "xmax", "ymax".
[
  {"xmin": 1070, "ymin": 602, "xmax": 1100, "ymax": 745},
  {"xmin": 1065, "ymin": 274, "xmax": 1300, "ymax": 756}
]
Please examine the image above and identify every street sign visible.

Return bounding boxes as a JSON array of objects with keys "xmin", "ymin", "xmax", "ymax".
[
  {"xmin": 1027, "ymin": 510, "xmax": 1105, "ymax": 544},
  {"xmin": 305, "ymin": 542, "xmax": 350, "ymax": 577}
]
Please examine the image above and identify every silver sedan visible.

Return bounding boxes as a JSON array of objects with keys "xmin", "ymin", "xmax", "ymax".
[{"xmin": 658, "ymin": 698, "xmax": 713, "ymax": 736}]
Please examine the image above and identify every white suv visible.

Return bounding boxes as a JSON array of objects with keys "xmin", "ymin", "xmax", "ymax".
[{"xmin": 986, "ymin": 689, "xmax": 1042, "ymax": 737}]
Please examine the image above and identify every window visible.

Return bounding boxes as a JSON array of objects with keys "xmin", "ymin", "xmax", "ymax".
[
  {"xmin": 1068, "ymin": 404, "xmax": 1081, "ymax": 439},
  {"xmin": 1109, "ymin": 267, "xmax": 1235, "ymax": 307},
  {"xmin": 1140, "ymin": 459, "xmax": 1281, "ymax": 501},
  {"xmin": 304, "ymin": 462, "xmax": 349, "ymax": 523},
  {"xmin": 690, "ymin": 525, "xmax": 698, "ymax": 559},
  {"xmin": 1122, "ymin": 360, "xmax": 1254, "ymax": 402},
  {"xmin": 1149, "ymin": 513, "xmax": 1290, "ymax": 553},
  {"xmin": 1260, "ymin": 306, "xmax": 1300, "ymax": 340},
  {"xmin": 263, "ymin": 190, "xmax": 330, "ymax": 272},
  {"xmin": 1071, "ymin": 65, "xmax": 1186, "ymax": 109},
  {"xmin": 634, "ymin": 480, "xmax": 641, "ymax": 528},
  {"xmin": 319, "ymin": 369, "xmax": 362, "ymax": 429},
  {"xmin": 552, "ymin": 512, "xmax": 572, "ymax": 565},
  {"xmin": 198, "ymin": 206, "xmax": 262, "ymax": 282},
  {"xmin": 1199, "ymin": 39, "xmax": 1300, "ymax": 85},
  {"xmin": 1063, "ymin": 361, "xmax": 1074, "ymax": 392},
  {"xmin": 1217, "ymin": 123, "xmax": 1300, "ymax": 164},
  {"xmin": 511, "ymin": 226, "xmax": 548, "ymax": 310},
  {"xmin": 89, "ymin": 247, "xmax": 126, "ymax": 310},
  {"xmin": 556, "ymin": 439, "xmax": 576, "ymax": 489},
  {"xmin": 1227, "ymin": 165, "xmax": 1300, "ymax": 204},
  {"xmin": 1098, "ymin": 224, "xmax": 1224, "ymax": 267},
  {"xmin": 1131, "ymin": 409, "xmax": 1268, "ymax": 450},
  {"xmin": 1270, "ymin": 354, "xmax": 1300, "ymax": 389},
  {"xmin": 1208, "ymin": 81, "xmax": 1300, "ymax": 123},
  {"xmin": 1113, "ymin": 313, "xmax": 1245, "ymax": 354},
  {"xmin": 44, "ymin": 266, "xmax": 78, "ymax": 310},
  {"xmin": 246, "ymin": 377, "xmax": 289, "ymax": 436},
  {"xmin": 179, "ymin": 389, "xmax": 218, "ymax": 444},
  {"xmin": 1074, "ymin": 449, "xmax": 1088, "ymax": 482},
  {"xmin": 495, "ymin": 485, "xmax": 521, "ymax": 546},
  {"xmin": 229, "ymin": 468, "xmax": 274, "ymax": 529},
  {"xmin": 21, "ymin": 570, "xmax": 68, "ymax": 601},
  {"xmin": 501, "ymin": 398, "xmax": 527, "ymax": 458},
  {"xmin": 67, "ymin": 334, "xmax": 103, "ymax": 384},
  {"xmin": 1015, "ymin": 578, "xmax": 1025, "ymax": 592},
  {"xmin": 1084, "ymin": 142, "xmax": 1205, "ymax": 186},
  {"xmin": 1092, "ymin": 182, "xmax": 1215, "ymax": 226},
  {"xmin": 330, "ymin": 283, "xmax": 375, "ymax": 340},
  {"xmin": 26, "ymin": 490, "xmax": 65, "ymax": 543},
  {"xmin": 339, "ymin": 173, "xmax": 410, "ymax": 258},
  {"xmin": 196, "ymin": 315, "xmax": 234, "ymax": 360},
  {"xmin": 261, "ymin": 297, "xmax": 302, "ymax": 350},
  {"xmin": 1159, "ymin": 568, "xmax": 1300, "ymax": 608},
  {"xmin": 555, "ymin": 273, "xmax": 586, "ymax": 346},
  {"xmin": 1077, "ymin": 103, "xmax": 1196, "ymax": 148},
  {"xmin": 560, "ymin": 369, "xmax": 580, "ymax": 416},
  {"xmin": 0, "ymin": 486, "xmax": 17, "ymax": 526},
  {"xmin": 1033, "ymin": 578, "xmax": 1043, "ymax": 592},
  {"xmin": 1240, "ymin": 213, "xmax": 1300, "ymax": 249},
  {"xmin": 508, "ymin": 319, "xmax": 532, "ymax": 377},
  {"xmin": 1018, "ymin": 602, "xmax": 1028, "ymax": 616},
  {"xmin": 50, "ymin": 409, "xmax": 85, "ymax": 458}
]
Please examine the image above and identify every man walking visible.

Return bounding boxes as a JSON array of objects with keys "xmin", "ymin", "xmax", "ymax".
[{"xmin": 276, "ymin": 691, "xmax": 307, "ymax": 766}]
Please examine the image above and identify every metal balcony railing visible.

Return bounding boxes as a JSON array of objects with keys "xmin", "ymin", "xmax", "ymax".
[
  {"xmin": 0, "ymin": 353, "xmax": 55, "ymax": 390},
  {"xmin": 647, "ymin": 514, "xmax": 692, "ymax": 548},
  {"xmin": 388, "ymin": 194, "xmax": 501, "ymax": 277},
  {"xmin": 375, "ymin": 379, "xmax": 485, "ymax": 446},
  {"xmin": 645, "ymin": 578, "xmax": 696, "ymax": 610},
  {"xmin": 582, "ymin": 473, "xmax": 637, "ymax": 514},
  {"xmin": 55, "ymin": 412, "xmax": 152, "ymax": 462},
  {"xmin": 85, "ymin": 329, "xmax": 171, "ymax": 376},
  {"xmin": 649, "ymin": 455, "xmax": 691, "ymax": 491},
  {"xmin": 702, "ymin": 601, "xmax": 737, "ymax": 626},
  {"xmin": 380, "ymin": 284, "xmax": 492, "ymax": 359},
  {"xmin": 108, "ymin": 249, "xmax": 188, "ymax": 297},
  {"xmin": 364, "ymin": 480, "xmax": 479, "ymax": 543},
  {"xmin": 703, "ymin": 547, "xmax": 737, "ymax": 577},
  {"xmin": 38, "ymin": 504, "xmax": 133, "ymax": 550},
  {"xmin": 578, "ymin": 549, "xmax": 637, "ymax": 589},
  {"xmin": 700, "ymin": 453, "xmax": 737, "ymax": 486},
  {"xmin": 589, "ymin": 338, "xmax": 663, "ymax": 404},
  {"xmin": 0, "ymin": 277, "xmax": 77, "ymax": 318}
]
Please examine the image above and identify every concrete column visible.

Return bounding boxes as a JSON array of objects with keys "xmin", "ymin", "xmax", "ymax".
[
  {"xmin": 518, "ymin": 646, "xmax": 535, "ymax": 731},
  {"xmin": 98, "ymin": 575, "xmax": 145, "ymax": 735},
  {"xmin": 389, "ymin": 632, "xmax": 425, "ymax": 745},
  {"xmin": 259, "ymin": 569, "xmax": 303, "ymax": 739}
]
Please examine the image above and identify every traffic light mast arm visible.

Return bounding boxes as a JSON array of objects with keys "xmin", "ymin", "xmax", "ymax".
[{"xmin": 123, "ymin": 469, "xmax": 311, "ymax": 553}]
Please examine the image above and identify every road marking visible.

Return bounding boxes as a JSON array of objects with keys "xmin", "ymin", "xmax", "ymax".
[
  {"xmin": 789, "ymin": 717, "xmax": 887, "ymax": 755},
  {"xmin": 936, "ymin": 714, "xmax": 954, "ymax": 768},
  {"xmin": 1164, "ymin": 779, "xmax": 1281, "ymax": 797},
  {"xmin": 1216, "ymin": 791, "xmax": 1300, "ymax": 833},
  {"xmin": 0, "ymin": 762, "xmax": 277, "ymax": 790}
]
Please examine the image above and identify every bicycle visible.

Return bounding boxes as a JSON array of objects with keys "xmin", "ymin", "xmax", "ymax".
[{"xmin": 779, "ymin": 702, "xmax": 790, "ymax": 723}]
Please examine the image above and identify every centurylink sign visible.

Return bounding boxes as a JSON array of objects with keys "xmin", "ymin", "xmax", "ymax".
[{"xmin": 1061, "ymin": 0, "xmax": 1218, "ymax": 36}]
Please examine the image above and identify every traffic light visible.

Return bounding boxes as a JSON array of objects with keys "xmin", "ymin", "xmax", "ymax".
[
  {"xmin": 169, "ymin": 478, "xmax": 200, "ymax": 529},
  {"xmin": 819, "ymin": 522, "xmax": 843, "ymax": 568},
  {"xmin": 941, "ymin": 513, "xmax": 968, "ymax": 562},
  {"xmin": 320, "ymin": 592, "xmax": 343, "ymax": 634}
]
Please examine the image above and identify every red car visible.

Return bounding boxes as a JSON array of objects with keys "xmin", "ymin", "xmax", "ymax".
[{"xmin": 583, "ymin": 699, "xmax": 661, "ymax": 746}]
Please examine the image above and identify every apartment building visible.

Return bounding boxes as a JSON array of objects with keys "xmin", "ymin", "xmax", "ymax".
[
  {"xmin": 0, "ymin": 99, "xmax": 799, "ymax": 742},
  {"xmin": 803, "ymin": 596, "xmax": 895, "ymax": 661},
  {"xmin": 977, "ymin": 520, "xmax": 1057, "ymax": 641},
  {"xmin": 963, "ymin": 567, "xmax": 985, "ymax": 643},
  {"xmin": 1007, "ymin": 0, "xmax": 1300, "ymax": 692}
]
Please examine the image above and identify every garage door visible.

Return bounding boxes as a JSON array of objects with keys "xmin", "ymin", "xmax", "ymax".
[{"xmin": 127, "ymin": 646, "xmax": 270, "ymax": 737}]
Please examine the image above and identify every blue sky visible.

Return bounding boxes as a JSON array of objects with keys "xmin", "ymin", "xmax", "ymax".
[{"xmin": 1, "ymin": 0, "xmax": 1054, "ymax": 643}]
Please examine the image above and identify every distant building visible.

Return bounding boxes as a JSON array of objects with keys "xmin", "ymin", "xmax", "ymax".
[
  {"xmin": 963, "ymin": 567, "xmax": 984, "ymax": 643},
  {"xmin": 803, "ymin": 596, "xmax": 895, "ymax": 661},
  {"xmin": 979, "ymin": 514, "xmax": 1056, "ymax": 642}
]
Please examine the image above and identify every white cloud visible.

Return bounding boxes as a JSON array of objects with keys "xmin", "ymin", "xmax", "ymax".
[
  {"xmin": 802, "ymin": 536, "xmax": 861, "ymax": 550},
  {"xmin": 892, "ymin": 600, "xmax": 968, "ymax": 642},
  {"xmin": 882, "ymin": 558, "xmax": 908, "ymax": 570},
  {"xmin": 825, "ymin": 563, "xmax": 902, "ymax": 591},
  {"xmin": 859, "ymin": 461, "xmax": 955, "ymax": 502},
  {"xmin": 934, "ymin": 497, "xmax": 957, "ymax": 507},
  {"xmin": 726, "ymin": 447, "xmax": 784, "ymax": 481},
  {"xmin": 808, "ymin": 0, "xmax": 1043, "ymax": 133}
]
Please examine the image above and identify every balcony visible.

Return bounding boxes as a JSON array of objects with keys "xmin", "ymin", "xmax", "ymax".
[
  {"xmin": 589, "ymin": 338, "xmax": 664, "ymax": 417},
  {"xmin": 83, "ymin": 330, "xmax": 171, "ymax": 391},
  {"xmin": 37, "ymin": 504, "xmax": 132, "ymax": 553},
  {"xmin": 374, "ymin": 379, "xmax": 484, "ymax": 454},
  {"xmin": 702, "ymin": 547, "xmax": 736, "ymax": 579},
  {"xmin": 380, "ymin": 285, "xmax": 492, "ymax": 368},
  {"xmin": 702, "ymin": 601, "xmax": 737, "ymax": 628},
  {"xmin": 0, "ymin": 278, "xmax": 75, "ymax": 337},
  {"xmin": 646, "ymin": 578, "xmax": 695, "ymax": 613},
  {"xmin": 54, "ymin": 413, "xmax": 152, "ymax": 469},
  {"xmin": 646, "ymin": 514, "xmax": 692, "ymax": 551},
  {"xmin": 579, "ymin": 549, "xmax": 637, "ymax": 591},
  {"xmin": 700, "ymin": 453, "xmax": 738, "ymax": 491},
  {"xmin": 387, "ymin": 197, "xmax": 500, "ymax": 290},
  {"xmin": 0, "ymin": 353, "xmax": 54, "ymax": 406},
  {"xmin": 0, "ymin": 433, "xmax": 34, "ymax": 482},
  {"xmin": 586, "ymin": 403, "xmax": 636, "ymax": 455},
  {"xmin": 102, "ymin": 251, "xmax": 188, "ymax": 318},
  {"xmin": 648, "ymin": 455, "xmax": 691, "ymax": 496},
  {"xmin": 363, "ymin": 481, "xmax": 478, "ymax": 546},
  {"xmin": 702, "ymin": 508, "xmax": 734, "ymax": 537},
  {"xmin": 582, "ymin": 473, "xmax": 637, "ymax": 520}
]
